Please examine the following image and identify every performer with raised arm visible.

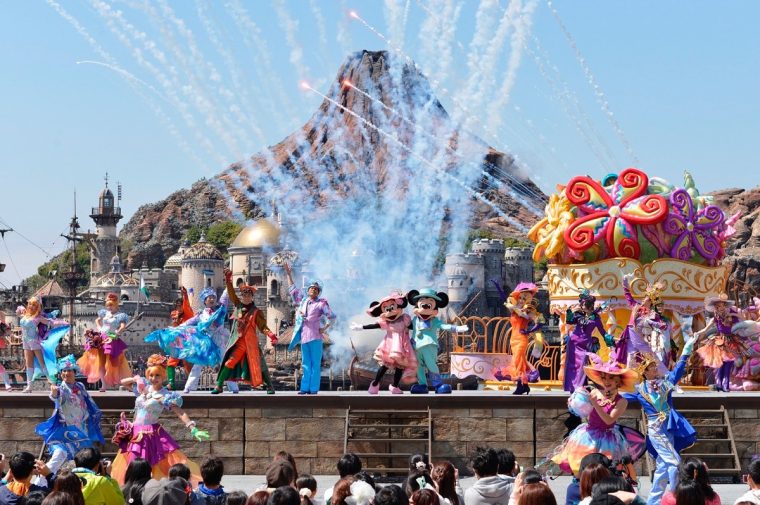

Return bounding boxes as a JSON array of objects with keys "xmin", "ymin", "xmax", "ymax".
[
  {"xmin": 77, "ymin": 293, "xmax": 132, "ymax": 391},
  {"xmin": 167, "ymin": 287, "xmax": 193, "ymax": 390},
  {"xmin": 562, "ymin": 291, "xmax": 614, "ymax": 393},
  {"xmin": 211, "ymin": 268, "xmax": 278, "ymax": 394},
  {"xmin": 504, "ymin": 282, "xmax": 544, "ymax": 395},
  {"xmin": 695, "ymin": 293, "xmax": 747, "ymax": 392},
  {"xmin": 613, "ymin": 274, "xmax": 670, "ymax": 373},
  {"xmin": 35, "ymin": 355, "xmax": 104, "ymax": 475},
  {"xmin": 623, "ymin": 335, "xmax": 698, "ymax": 505},
  {"xmin": 284, "ymin": 263, "xmax": 336, "ymax": 395},
  {"xmin": 18, "ymin": 297, "xmax": 70, "ymax": 392},
  {"xmin": 111, "ymin": 354, "xmax": 209, "ymax": 484}
]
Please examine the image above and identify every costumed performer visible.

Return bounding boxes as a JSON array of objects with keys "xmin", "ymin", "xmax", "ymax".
[
  {"xmin": 562, "ymin": 290, "xmax": 614, "ymax": 393},
  {"xmin": 0, "ymin": 311, "xmax": 13, "ymax": 391},
  {"xmin": 549, "ymin": 354, "xmax": 646, "ymax": 476},
  {"xmin": 351, "ymin": 290, "xmax": 417, "ymax": 394},
  {"xmin": 406, "ymin": 288, "xmax": 468, "ymax": 394},
  {"xmin": 284, "ymin": 263, "xmax": 336, "ymax": 395},
  {"xmin": 145, "ymin": 286, "xmax": 227, "ymax": 394},
  {"xmin": 111, "ymin": 354, "xmax": 209, "ymax": 485},
  {"xmin": 167, "ymin": 287, "xmax": 193, "ymax": 390},
  {"xmin": 18, "ymin": 297, "xmax": 70, "ymax": 392},
  {"xmin": 695, "ymin": 293, "xmax": 748, "ymax": 392},
  {"xmin": 622, "ymin": 335, "xmax": 698, "ymax": 505},
  {"xmin": 612, "ymin": 274, "xmax": 670, "ymax": 374},
  {"xmin": 77, "ymin": 293, "xmax": 132, "ymax": 391},
  {"xmin": 35, "ymin": 354, "xmax": 104, "ymax": 475},
  {"xmin": 211, "ymin": 268, "xmax": 278, "ymax": 394},
  {"xmin": 503, "ymin": 282, "xmax": 545, "ymax": 395}
]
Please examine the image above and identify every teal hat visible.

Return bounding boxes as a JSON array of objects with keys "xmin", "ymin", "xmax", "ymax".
[
  {"xmin": 410, "ymin": 288, "xmax": 443, "ymax": 304},
  {"xmin": 57, "ymin": 354, "xmax": 80, "ymax": 373}
]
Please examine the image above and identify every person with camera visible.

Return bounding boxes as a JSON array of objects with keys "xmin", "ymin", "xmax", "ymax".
[
  {"xmin": 71, "ymin": 448, "xmax": 123, "ymax": 505},
  {"xmin": 0, "ymin": 452, "xmax": 50, "ymax": 504}
]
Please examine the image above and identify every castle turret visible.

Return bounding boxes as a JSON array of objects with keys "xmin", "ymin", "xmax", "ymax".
[
  {"xmin": 89, "ymin": 176, "xmax": 123, "ymax": 280},
  {"xmin": 181, "ymin": 234, "xmax": 225, "ymax": 312}
]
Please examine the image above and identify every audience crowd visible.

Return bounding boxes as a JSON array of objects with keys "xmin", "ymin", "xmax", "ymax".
[{"xmin": 1, "ymin": 445, "xmax": 757, "ymax": 505}]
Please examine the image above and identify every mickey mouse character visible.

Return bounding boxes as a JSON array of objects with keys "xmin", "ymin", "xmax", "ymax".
[
  {"xmin": 407, "ymin": 289, "xmax": 468, "ymax": 394},
  {"xmin": 351, "ymin": 291, "xmax": 417, "ymax": 394}
]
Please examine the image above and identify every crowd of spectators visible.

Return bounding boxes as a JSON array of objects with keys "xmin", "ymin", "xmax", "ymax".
[{"xmin": 0, "ymin": 445, "xmax": 755, "ymax": 505}]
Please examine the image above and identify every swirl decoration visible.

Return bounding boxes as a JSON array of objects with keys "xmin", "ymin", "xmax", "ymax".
[
  {"xmin": 664, "ymin": 188, "xmax": 725, "ymax": 264},
  {"xmin": 563, "ymin": 168, "xmax": 669, "ymax": 259}
]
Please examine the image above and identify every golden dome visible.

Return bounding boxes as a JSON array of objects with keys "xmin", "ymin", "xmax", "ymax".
[{"xmin": 230, "ymin": 219, "xmax": 281, "ymax": 249}]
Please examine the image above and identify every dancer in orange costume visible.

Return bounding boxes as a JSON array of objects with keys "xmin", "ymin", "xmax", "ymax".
[
  {"xmin": 167, "ymin": 287, "xmax": 193, "ymax": 390},
  {"xmin": 504, "ymin": 282, "xmax": 541, "ymax": 395}
]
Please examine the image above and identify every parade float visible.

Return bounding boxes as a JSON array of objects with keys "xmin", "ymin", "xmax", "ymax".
[{"xmin": 451, "ymin": 167, "xmax": 738, "ymax": 388}]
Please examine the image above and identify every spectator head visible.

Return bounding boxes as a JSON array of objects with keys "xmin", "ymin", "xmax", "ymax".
[
  {"xmin": 25, "ymin": 491, "xmax": 48, "ymax": 505},
  {"xmin": 409, "ymin": 454, "xmax": 429, "ymax": 473},
  {"xmin": 247, "ymin": 490, "xmax": 271, "ymax": 505},
  {"xmin": 353, "ymin": 471, "xmax": 376, "ymax": 490},
  {"xmin": 517, "ymin": 482, "xmax": 556, "ymax": 505},
  {"xmin": 168, "ymin": 463, "xmax": 191, "ymax": 481},
  {"xmin": 296, "ymin": 474, "xmax": 318, "ymax": 505},
  {"xmin": 747, "ymin": 458, "xmax": 760, "ymax": 488},
  {"xmin": 142, "ymin": 477, "xmax": 191, "ymax": 505},
  {"xmin": 8, "ymin": 451, "xmax": 36, "ymax": 481},
  {"xmin": 201, "ymin": 457, "xmax": 225, "ymax": 487},
  {"xmin": 470, "ymin": 447, "xmax": 498, "ymax": 478},
  {"xmin": 52, "ymin": 470, "xmax": 85, "ymax": 505},
  {"xmin": 405, "ymin": 470, "xmax": 435, "ymax": 496},
  {"xmin": 410, "ymin": 489, "xmax": 439, "ymax": 505},
  {"xmin": 227, "ymin": 491, "xmax": 249, "ymax": 505},
  {"xmin": 337, "ymin": 454, "xmax": 362, "ymax": 478},
  {"xmin": 673, "ymin": 479, "xmax": 705, "ymax": 505},
  {"xmin": 125, "ymin": 458, "xmax": 153, "ymax": 484},
  {"xmin": 74, "ymin": 447, "xmax": 101, "ymax": 472},
  {"xmin": 274, "ymin": 452, "xmax": 299, "ymax": 481},
  {"xmin": 431, "ymin": 462, "xmax": 458, "ymax": 505},
  {"xmin": 346, "ymin": 481, "xmax": 375, "ymax": 505},
  {"xmin": 496, "ymin": 449, "xmax": 517, "ymax": 476},
  {"xmin": 266, "ymin": 460, "xmax": 296, "ymax": 488},
  {"xmin": 678, "ymin": 457, "xmax": 716, "ymax": 501},
  {"xmin": 40, "ymin": 494, "xmax": 76, "ymax": 505},
  {"xmin": 578, "ymin": 453, "xmax": 612, "ymax": 476},
  {"xmin": 373, "ymin": 485, "xmax": 408, "ymax": 505},
  {"xmin": 268, "ymin": 486, "xmax": 301, "ymax": 505},
  {"xmin": 332, "ymin": 476, "xmax": 356, "ymax": 505},
  {"xmin": 580, "ymin": 463, "xmax": 611, "ymax": 498},
  {"xmin": 590, "ymin": 476, "xmax": 632, "ymax": 497}
]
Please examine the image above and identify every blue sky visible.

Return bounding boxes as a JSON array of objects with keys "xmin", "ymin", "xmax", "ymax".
[{"xmin": 1, "ymin": 0, "xmax": 759, "ymax": 286}]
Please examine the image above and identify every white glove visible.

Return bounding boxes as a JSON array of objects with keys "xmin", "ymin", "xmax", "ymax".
[
  {"xmin": 682, "ymin": 335, "xmax": 698, "ymax": 356},
  {"xmin": 453, "ymin": 325, "xmax": 469, "ymax": 333},
  {"xmin": 350, "ymin": 322, "xmax": 363, "ymax": 331}
]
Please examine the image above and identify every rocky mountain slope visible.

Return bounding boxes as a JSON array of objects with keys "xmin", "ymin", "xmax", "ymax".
[{"xmin": 119, "ymin": 50, "xmax": 546, "ymax": 267}]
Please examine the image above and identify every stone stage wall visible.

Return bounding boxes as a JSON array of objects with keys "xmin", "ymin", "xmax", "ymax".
[{"xmin": 2, "ymin": 393, "xmax": 760, "ymax": 476}]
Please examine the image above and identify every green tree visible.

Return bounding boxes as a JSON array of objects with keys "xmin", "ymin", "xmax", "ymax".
[
  {"xmin": 183, "ymin": 225, "xmax": 203, "ymax": 245},
  {"xmin": 206, "ymin": 221, "xmax": 244, "ymax": 253}
]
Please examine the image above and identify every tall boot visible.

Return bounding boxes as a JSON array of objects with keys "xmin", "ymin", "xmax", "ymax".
[
  {"xmin": 167, "ymin": 366, "xmax": 176, "ymax": 390},
  {"xmin": 23, "ymin": 368, "xmax": 34, "ymax": 393},
  {"xmin": 1, "ymin": 372, "xmax": 11, "ymax": 391},
  {"xmin": 212, "ymin": 366, "xmax": 233, "ymax": 394},
  {"xmin": 723, "ymin": 362, "xmax": 734, "ymax": 392},
  {"xmin": 714, "ymin": 366, "xmax": 724, "ymax": 392}
]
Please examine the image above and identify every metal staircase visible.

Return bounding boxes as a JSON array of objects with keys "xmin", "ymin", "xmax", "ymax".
[
  {"xmin": 641, "ymin": 406, "xmax": 742, "ymax": 483},
  {"xmin": 344, "ymin": 407, "xmax": 431, "ymax": 476}
]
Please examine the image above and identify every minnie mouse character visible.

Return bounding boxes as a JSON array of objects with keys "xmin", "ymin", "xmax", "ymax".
[
  {"xmin": 351, "ymin": 291, "xmax": 417, "ymax": 394},
  {"xmin": 406, "ymin": 288, "xmax": 468, "ymax": 394}
]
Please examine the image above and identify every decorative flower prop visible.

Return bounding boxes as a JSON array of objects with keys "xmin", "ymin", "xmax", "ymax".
[
  {"xmin": 563, "ymin": 168, "xmax": 669, "ymax": 259},
  {"xmin": 527, "ymin": 192, "xmax": 576, "ymax": 263},
  {"xmin": 663, "ymin": 188, "xmax": 724, "ymax": 263}
]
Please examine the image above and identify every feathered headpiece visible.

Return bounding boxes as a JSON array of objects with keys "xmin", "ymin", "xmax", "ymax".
[
  {"xmin": 644, "ymin": 282, "xmax": 664, "ymax": 307},
  {"xmin": 199, "ymin": 287, "xmax": 217, "ymax": 303},
  {"xmin": 57, "ymin": 354, "xmax": 81, "ymax": 373},
  {"xmin": 578, "ymin": 289, "xmax": 596, "ymax": 306},
  {"xmin": 630, "ymin": 351, "xmax": 659, "ymax": 378}
]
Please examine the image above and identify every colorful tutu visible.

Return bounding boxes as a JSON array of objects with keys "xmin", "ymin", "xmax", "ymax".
[
  {"xmin": 77, "ymin": 345, "xmax": 132, "ymax": 388},
  {"xmin": 111, "ymin": 423, "xmax": 200, "ymax": 485},
  {"xmin": 550, "ymin": 423, "xmax": 646, "ymax": 475},
  {"xmin": 697, "ymin": 336, "xmax": 746, "ymax": 368}
]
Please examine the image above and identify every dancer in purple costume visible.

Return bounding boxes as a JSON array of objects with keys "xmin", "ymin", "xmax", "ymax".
[
  {"xmin": 612, "ymin": 274, "xmax": 670, "ymax": 374},
  {"xmin": 563, "ymin": 290, "xmax": 614, "ymax": 393},
  {"xmin": 695, "ymin": 294, "xmax": 747, "ymax": 392}
]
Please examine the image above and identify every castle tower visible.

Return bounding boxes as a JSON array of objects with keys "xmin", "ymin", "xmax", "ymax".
[
  {"xmin": 89, "ymin": 175, "xmax": 123, "ymax": 280},
  {"xmin": 504, "ymin": 247, "xmax": 535, "ymax": 290},
  {"xmin": 180, "ymin": 234, "xmax": 225, "ymax": 312},
  {"xmin": 471, "ymin": 239, "xmax": 506, "ymax": 311}
]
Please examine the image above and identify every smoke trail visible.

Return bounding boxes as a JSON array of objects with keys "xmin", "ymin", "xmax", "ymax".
[
  {"xmin": 273, "ymin": 0, "xmax": 311, "ymax": 81},
  {"xmin": 384, "ymin": 0, "xmax": 406, "ymax": 51},
  {"xmin": 309, "ymin": 0, "xmax": 329, "ymax": 51},
  {"xmin": 547, "ymin": 0, "xmax": 639, "ymax": 164}
]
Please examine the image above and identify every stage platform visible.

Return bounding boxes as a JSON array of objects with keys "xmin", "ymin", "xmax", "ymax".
[{"xmin": 2, "ymin": 389, "xmax": 760, "ymax": 477}]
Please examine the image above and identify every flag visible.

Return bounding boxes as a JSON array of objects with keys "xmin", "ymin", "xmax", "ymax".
[{"xmin": 140, "ymin": 274, "xmax": 150, "ymax": 300}]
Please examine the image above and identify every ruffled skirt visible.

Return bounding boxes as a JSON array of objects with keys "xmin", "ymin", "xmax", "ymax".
[
  {"xmin": 77, "ymin": 343, "xmax": 132, "ymax": 387},
  {"xmin": 374, "ymin": 335, "xmax": 418, "ymax": 372},
  {"xmin": 697, "ymin": 335, "xmax": 746, "ymax": 368},
  {"xmin": 549, "ymin": 423, "xmax": 646, "ymax": 475},
  {"xmin": 111, "ymin": 423, "xmax": 200, "ymax": 485}
]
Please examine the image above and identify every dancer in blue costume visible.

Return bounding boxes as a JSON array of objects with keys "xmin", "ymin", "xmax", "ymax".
[
  {"xmin": 623, "ymin": 335, "xmax": 698, "ymax": 505},
  {"xmin": 144, "ymin": 287, "xmax": 226, "ymax": 393},
  {"xmin": 35, "ymin": 355, "xmax": 104, "ymax": 475},
  {"xmin": 17, "ymin": 297, "xmax": 70, "ymax": 392}
]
